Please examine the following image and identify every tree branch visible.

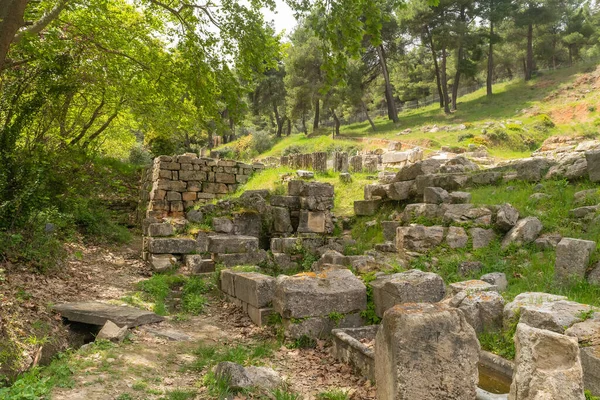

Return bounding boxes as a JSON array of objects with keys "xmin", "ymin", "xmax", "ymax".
[{"xmin": 13, "ymin": 0, "xmax": 69, "ymax": 43}]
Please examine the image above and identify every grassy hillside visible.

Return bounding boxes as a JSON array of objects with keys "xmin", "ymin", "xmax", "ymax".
[{"xmin": 218, "ymin": 63, "xmax": 600, "ymax": 161}]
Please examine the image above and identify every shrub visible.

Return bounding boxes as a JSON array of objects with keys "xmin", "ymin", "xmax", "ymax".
[
  {"xmin": 457, "ymin": 133, "xmax": 474, "ymax": 142},
  {"xmin": 282, "ymin": 144, "xmax": 306, "ymax": 156},
  {"xmin": 537, "ymin": 114, "xmax": 555, "ymax": 128},
  {"xmin": 251, "ymin": 130, "xmax": 273, "ymax": 154},
  {"xmin": 128, "ymin": 143, "xmax": 153, "ymax": 165},
  {"xmin": 506, "ymin": 123, "xmax": 523, "ymax": 131}
]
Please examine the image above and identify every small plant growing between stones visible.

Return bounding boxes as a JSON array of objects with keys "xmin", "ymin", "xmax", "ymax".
[
  {"xmin": 317, "ymin": 389, "xmax": 350, "ymax": 400},
  {"xmin": 328, "ymin": 312, "xmax": 345, "ymax": 326},
  {"xmin": 289, "ymin": 335, "xmax": 317, "ymax": 349},
  {"xmin": 577, "ymin": 309, "xmax": 595, "ymax": 321},
  {"xmin": 360, "ymin": 272, "xmax": 381, "ymax": 325}
]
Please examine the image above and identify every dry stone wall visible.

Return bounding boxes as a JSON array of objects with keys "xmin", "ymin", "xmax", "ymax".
[{"xmin": 142, "ymin": 153, "xmax": 265, "ymax": 219}]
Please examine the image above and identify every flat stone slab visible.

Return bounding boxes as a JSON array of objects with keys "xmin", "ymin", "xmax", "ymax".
[{"xmin": 54, "ymin": 302, "xmax": 164, "ymax": 327}]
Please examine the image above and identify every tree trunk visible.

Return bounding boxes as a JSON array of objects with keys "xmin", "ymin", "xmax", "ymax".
[
  {"xmin": 331, "ymin": 109, "xmax": 340, "ymax": 136},
  {"xmin": 313, "ymin": 98, "xmax": 320, "ymax": 131},
  {"xmin": 0, "ymin": 0, "xmax": 29, "ymax": 72},
  {"xmin": 362, "ymin": 100, "xmax": 376, "ymax": 132},
  {"xmin": 376, "ymin": 44, "xmax": 399, "ymax": 123},
  {"xmin": 441, "ymin": 45, "xmax": 451, "ymax": 114},
  {"xmin": 568, "ymin": 45, "xmax": 573, "ymax": 67},
  {"xmin": 301, "ymin": 110, "xmax": 307, "ymax": 134},
  {"xmin": 425, "ymin": 25, "xmax": 444, "ymax": 109},
  {"xmin": 487, "ymin": 18, "xmax": 494, "ymax": 96},
  {"xmin": 273, "ymin": 103, "xmax": 283, "ymax": 138},
  {"xmin": 286, "ymin": 118, "xmax": 291, "ymax": 136},
  {"xmin": 451, "ymin": 7, "xmax": 467, "ymax": 111},
  {"xmin": 525, "ymin": 23, "xmax": 534, "ymax": 81}
]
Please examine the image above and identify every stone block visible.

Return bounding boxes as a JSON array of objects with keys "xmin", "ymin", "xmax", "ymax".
[
  {"xmin": 480, "ymin": 272, "xmax": 508, "ymax": 292},
  {"xmin": 446, "ymin": 226, "xmax": 468, "ymax": 249},
  {"xmin": 185, "ymin": 255, "xmax": 215, "ymax": 273},
  {"xmin": 381, "ymin": 221, "xmax": 402, "ymax": 242},
  {"xmin": 270, "ymin": 195, "xmax": 301, "ymax": 210},
  {"xmin": 450, "ymin": 290, "xmax": 505, "ymax": 333},
  {"xmin": 396, "ymin": 225, "xmax": 445, "ymax": 253},
  {"xmin": 449, "ymin": 191, "xmax": 472, "ymax": 204},
  {"xmin": 375, "ymin": 303, "xmax": 479, "ymax": 400},
  {"xmin": 273, "ymin": 268, "xmax": 367, "ymax": 319},
  {"xmin": 297, "ymin": 210, "xmax": 327, "ymax": 234},
  {"xmin": 158, "ymin": 161, "xmax": 180, "ymax": 170},
  {"xmin": 501, "ymin": 217, "xmax": 543, "ymax": 248},
  {"xmin": 503, "ymin": 292, "xmax": 568, "ymax": 327},
  {"xmin": 147, "ymin": 238, "xmax": 198, "ymax": 254},
  {"xmin": 471, "ymin": 228, "xmax": 496, "ymax": 249},
  {"xmin": 519, "ymin": 299, "xmax": 596, "ymax": 333},
  {"xmin": 155, "ymin": 179, "xmax": 187, "ymax": 192},
  {"xmin": 247, "ymin": 304, "xmax": 274, "ymax": 326},
  {"xmin": 178, "ymin": 170, "xmax": 207, "ymax": 181},
  {"xmin": 215, "ymin": 172, "xmax": 236, "ymax": 184},
  {"xmin": 282, "ymin": 313, "xmax": 364, "ymax": 339},
  {"xmin": 214, "ymin": 250, "xmax": 268, "ymax": 267},
  {"xmin": 555, "ymin": 237, "xmax": 596, "ymax": 282},
  {"xmin": 212, "ymin": 217, "xmax": 234, "ymax": 234},
  {"xmin": 208, "ymin": 235, "xmax": 259, "ymax": 254},
  {"xmin": 387, "ymin": 181, "xmax": 415, "ymax": 200},
  {"xmin": 149, "ymin": 254, "xmax": 178, "ymax": 272},
  {"xmin": 365, "ymin": 184, "xmax": 390, "ymax": 200},
  {"xmin": 510, "ymin": 323, "xmax": 585, "ymax": 400},
  {"xmin": 354, "ymin": 199, "xmax": 381, "ymax": 216},
  {"xmin": 496, "ymin": 203, "xmax": 519, "ymax": 231},
  {"xmin": 381, "ymin": 151, "xmax": 409, "ymax": 164},
  {"xmin": 581, "ymin": 346, "xmax": 600, "ymax": 396},
  {"xmin": 448, "ymin": 280, "xmax": 497, "ymax": 296},
  {"xmin": 233, "ymin": 272, "xmax": 275, "ymax": 308},
  {"xmin": 371, "ymin": 269, "xmax": 446, "ymax": 318},
  {"xmin": 182, "ymin": 192, "xmax": 197, "ymax": 201},
  {"xmin": 202, "ymin": 182, "xmax": 228, "ymax": 194},
  {"xmin": 586, "ymin": 150, "xmax": 600, "ymax": 182},
  {"xmin": 147, "ymin": 223, "xmax": 173, "ymax": 237},
  {"xmin": 423, "ymin": 187, "xmax": 449, "ymax": 204}
]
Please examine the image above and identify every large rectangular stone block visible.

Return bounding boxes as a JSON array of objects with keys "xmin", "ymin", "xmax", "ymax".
[
  {"xmin": 233, "ymin": 272, "xmax": 275, "ymax": 308},
  {"xmin": 297, "ymin": 210, "xmax": 327, "ymax": 233},
  {"xmin": 147, "ymin": 238, "xmax": 198, "ymax": 254},
  {"xmin": 270, "ymin": 195, "xmax": 301, "ymax": 210},
  {"xmin": 208, "ymin": 235, "xmax": 259, "ymax": 253},
  {"xmin": 555, "ymin": 238, "xmax": 596, "ymax": 282},
  {"xmin": 178, "ymin": 170, "xmax": 207, "ymax": 181},
  {"xmin": 273, "ymin": 268, "xmax": 367, "ymax": 319},
  {"xmin": 215, "ymin": 172, "xmax": 236, "ymax": 184},
  {"xmin": 202, "ymin": 182, "xmax": 229, "ymax": 194},
  {"xmin": 155, "ymin": 180, "xmax": 187, "ymax": 192}
]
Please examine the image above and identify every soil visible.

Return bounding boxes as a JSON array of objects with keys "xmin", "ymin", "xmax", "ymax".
[{"xmin": 2, "ymin": 236, "xmax": 376, "ymax": 399}]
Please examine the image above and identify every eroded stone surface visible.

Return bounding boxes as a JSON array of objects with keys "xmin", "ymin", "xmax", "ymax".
[{"xmin": 54, "ymin": 302, "xmax": 164, "ymax": 327}]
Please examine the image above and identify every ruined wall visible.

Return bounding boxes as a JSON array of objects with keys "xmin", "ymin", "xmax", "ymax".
[{"xmin": 141, "ymin": 153, "xmax": 265, "ymax": 218}]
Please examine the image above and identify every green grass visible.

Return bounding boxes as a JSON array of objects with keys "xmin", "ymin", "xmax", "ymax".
[
  {"xmin": 0, "ymin": 340, "xmax": 116, "ymax": 399},
  {"xmin": 134, "ymin": 274, "xmax": 211, "ymax": 316},
  {"xmin": 317, "ymin": 389, "xmax": 350, "ymax": 400}
]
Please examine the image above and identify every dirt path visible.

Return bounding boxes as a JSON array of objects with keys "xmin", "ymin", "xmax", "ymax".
[{"xmin": 45, "ymin": 238, "xmax": 376, "ymax": 400}]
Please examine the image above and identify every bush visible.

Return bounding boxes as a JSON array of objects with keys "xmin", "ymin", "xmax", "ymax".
[
  {"xmin": 506, "ymin": 123, "xmax": 523, "ymax": 131},
  {"xmin": 282, "ymin": 144, "xmax": 306, "ymax": 156},
  {"xmin": 486, "ymin": 129, "xmax": 509, "ymax": 142},
  {"xmin": 457, "ymin": 133, "xmax": 474, "ymax": 142},
  {"xmin": 128, "ymin": 143, "xmax": 153, "ymax": 165},
  {"xmin": 251, "ymin": 130, "xmax": 273, "ymax": 154},
  {"xmin": 537, "ymin": 114, "xmax": 555, "ymax": 128}
]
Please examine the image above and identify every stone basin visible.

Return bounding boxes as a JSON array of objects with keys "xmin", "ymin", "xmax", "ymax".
[{"xmin": 331, "ymin": 325, "xmax": 512, "ymax": 398}]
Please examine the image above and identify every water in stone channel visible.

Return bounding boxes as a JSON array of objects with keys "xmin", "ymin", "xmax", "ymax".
[{"xmin": 478, "ymin": 364, "xmax": 511, "ymax": 394}]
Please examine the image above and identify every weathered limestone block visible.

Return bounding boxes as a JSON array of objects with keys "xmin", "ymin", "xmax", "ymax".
[
  {"xmin": 363, "ymin": 155, "xmax": 378, "ymax": 173},
  {"xmin": 147, "ymin": 238, "xmax": 198, "ymax": 254},
  {"xmin": 442, "ymin": 204, "xmax": 492, "ymax": 225},
  {"xmin": 585, "ymin": 150, "xmax": 600, "ymax": 182},
  {"xmin": 350, "ymin": 155, "xmax": 363, "ymax": 172},
  {"xmin": 423, "ymin": 187, "xmax": 449, "ymax": 204},
  {"xmin": 214, "ymin": 250, "xmax": 268, "ymax": 267},
  {"xmin": 270, "ymin": 195, "xmax": 301, "ymax": 210},
  {"xmin": 387, "ymin": 180, "xmax": 416, "ymax": 200},
  {"xmin": 396, "ymin": 225, "xmax": 445, "ymax": 253},
  {"xmin": 395, "ymin": 158, "xmax": 444, "ymax": 181},
  {"xmin": 381, "ymin": 221, "xmax": 402, "ymax": 242},
  {"xmin": 272, "ymin": 207, "xmax": 293, "ymax": 234},
  {"xmin": 333, "ymin": 152, "xmax": 349, "ymax": 173},
  {"xmin": 297, "ymin": 210, "xmax": 329, "ymax": 234},
  {"xmin": 157, "ymin": 161, "xmax": 180, "ymax": 170},
  {"xmin": 450, "ymin": 291, "xmax": 505, "ymax": 333},
  {"xmin": 214, "ymin": 362, "xmax": 282, "ymax": 391},
  {"xmin": 288, "ymin": 180, "xmax": 334, "ymax": 198},
  {"xmin": 232, "ymin": 212, "xmax": 262, "ymax": 237},
  {"xmin": 150, "ymin": 254, "xmax": 178, "ymax": 272},
  {"xmin": 457, "ymin": 261, "xmax": 484, "ymax": 277},
  {"xmin": 233, "ymin": 272, "xmax": 275, "ymax": 308},
  {"xmin": 480, "ymin": 272, "xmax": 508, "ymax": 292},
  {"xmin": 382, "ymin": 151, "xmax": 410, "ymax": 164},
  {"xmin": 299, "ymin": 196, "xmax": 334, "ymax": 211},
  {"xmin": 354, "ymin": 199, "xmax": 381, "ymax": 216},
  {"xmin": 365, "ymin": 184, "xmax": 390, "ymax": 200},
  {"xmin": 509, "ymin": 323, "xmax": 585, "ymax": 400},
  {"xmin": 501, "ymin": 217, "xmax": 543, "ymax": 248},
  {"xmin": 215, "ymin": 172, "xmax": 236, "ymax": 184},
  {"xmin": 147, "ymin": 223, "xmax": 174, "ymax": 237},
  {"xmin": 449, "ymin": 191, "xmax": 472, "ymax": 204},
  {"xmin": 273, "ymin": 268, "xmax": 367, "ymax": 319},
  {"xmin": 313, "ymin": 152, "xmax": 328, "ymax": 172},
  {"xmin": 580, "ymin": 346, "xmax": 600, "ymax": 396},
  {"xmin": 208, "ymin": 235, "xmax": 259, "ymax": 254},
  {"xmin": 282, "ymin": 313, "xmax": 364, "ymax": 339},
  {"xmin": 155, "ymin": 179, "xmax": 187, "ymax": 192},
  {"xmin": 555, "ymin": 238, "xmax": 596, "ymax": 282},
  {"xmin": 184, "ymin": 255, "xmax": 215, "ymax": 274},
  {"xmin": 212, "ymin": 217, "xmax": 234, "ymax": 233},
  {"xmin": 375, "ymin": 303, "xmax": 480, "ymax": 400},
  {"xmin": 53, "ymin": 302, "xmax": 164, "ymax": 327},
  {"xmin": 203, "ymin": 182, "xmax": 229, "ymax": 194},
  {"xmin": 446, "ymin": 226, "xmax": 468, "ymax": 249},
  {"xmin": 519, "ymin": 300, "xmax": 596, "ymax": 333},
  {"xmin": 179, "ymin": 170, "xmax": 208, "ymax": 181},
  {"xmin": 371, "ymin": 269, "xmax": 446, "ymax": 318},
  {"xmin": 401, "ymin": 203, "xmax": 442, "ymax": 223},
  {"xmin": 415, "ymin": 173, "xmax": 470, "ymax": 195},
  {"xmin": 448, "ymin": 280, "xmax": 497, "ymax": 296},
  {"xmin": 496, "ymin": 203, "xmax": 519, "ymax": 232},
  {"xmin": 339, "ymin": 172, "xmax": 352, "ymax": 183},
  {"xmin": 503, "ymin": 292, "xmax": 568, "ymax": 327},
  {"xmin": 471, "ymin": 228, "xmax": 496, "ymax": 249}
]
